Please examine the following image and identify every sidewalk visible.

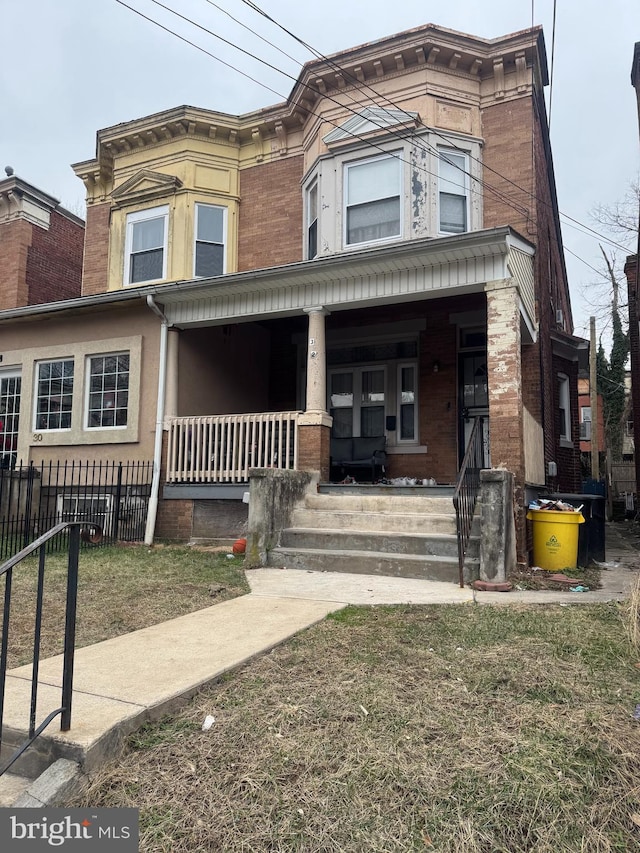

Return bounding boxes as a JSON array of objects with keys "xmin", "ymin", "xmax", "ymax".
[{"xmin": 3, "ymin": 522, "xmax": 638, "ymax": 806}]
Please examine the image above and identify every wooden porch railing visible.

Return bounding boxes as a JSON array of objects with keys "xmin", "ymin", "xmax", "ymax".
[{"xmin": 166, "ymin": 412, "xmax": 302, "ymax": 483}]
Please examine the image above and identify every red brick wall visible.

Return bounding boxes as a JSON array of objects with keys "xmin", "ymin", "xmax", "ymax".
[
  {"xmin": 26, "ymin": 210, "xmax": 84, "ymax": 304},
  {"xmin": 238, "ymin": 156, "xmax": 304, "ymax": 271},
  {"xmin": 626, "ymin": 255, "xmax": 640, "ymax": 494},
  {"xmin": 298, "ymin": 423, "xmax": 330, "ymax": 482},
  {"xmin": 0, "ymin": 219, "xmax": 30, "ymax": 309},
  {"xmin": 82, "ymin": 202, "xmax": 111, "ymax": 295},
  {"xmin": 481, "ymin": 98, "xmax": 535, "ymax": 240},
  {"xmin": 155, "ymin": 498, "xmax": 194, "ymax": 541},
  {"xmin": 0, "ymin": 211, "xmax": 83, "ymax": 309}
]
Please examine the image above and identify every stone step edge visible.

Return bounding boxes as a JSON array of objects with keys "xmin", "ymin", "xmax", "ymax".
[
  {"xmin": 269, "ymin": 546, "xmax": 462, "ymax": 564},
  {"xmin": 283, "ymin": 527, "xmax": 464, "ymax": 543}
]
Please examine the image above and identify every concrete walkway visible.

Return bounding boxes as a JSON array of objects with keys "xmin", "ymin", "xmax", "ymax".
[{"xmin": 2, "ymin": 522, "xmax": 638, "ymax": 806}]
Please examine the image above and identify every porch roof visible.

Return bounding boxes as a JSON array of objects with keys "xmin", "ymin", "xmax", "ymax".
[
  {"xmin": 0, "ymin": 226, "xmax": 536, "ymax": 335},
  {"xmin": 155, "ymin": 226, "xmax": 536, "ymax": 331}
]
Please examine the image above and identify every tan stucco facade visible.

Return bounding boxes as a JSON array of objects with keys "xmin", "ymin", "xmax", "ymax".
[{"xmin": 0, "ymin": 304, "xmax": 160, "ymax": 465}]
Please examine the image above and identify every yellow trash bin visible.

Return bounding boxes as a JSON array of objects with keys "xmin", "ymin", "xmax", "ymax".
[{"xmin": 526, "ymin": 509, "xmax": 585, "ymax": 571}]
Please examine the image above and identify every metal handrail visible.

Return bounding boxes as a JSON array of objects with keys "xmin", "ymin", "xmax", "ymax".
[
  {"xmin": 453, "ymin": 418, "xmax": 484, "ymax": 588},
  {"xmin": 0, "ymin": 521, "xmax": 102, "ymax": 777}
]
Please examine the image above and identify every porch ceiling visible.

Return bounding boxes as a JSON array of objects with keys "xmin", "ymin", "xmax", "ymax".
[{"xmin": 155, "ymin": 227, "xmax": 535, "ymax": 329}]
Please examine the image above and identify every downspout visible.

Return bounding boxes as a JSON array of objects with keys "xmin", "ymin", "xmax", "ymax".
[{"xmin": 144, "ymin": 294, "xmax": 169, "ymax": 546}]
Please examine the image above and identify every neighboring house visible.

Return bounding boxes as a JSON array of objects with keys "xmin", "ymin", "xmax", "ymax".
[
  {"xmin": 577, "ymin": 377, "xmax": 605, "ymax": 457},
  {"xmin": 627, "ymin": 42, "xmax": 640, "ymax": 500},
  {"xmin": 0, "ymin": 24, "xmax": 586, "ymax": 563},
  {"xmin": 0, "ymin": 172, "xmax": 84, "ymax": 467}
]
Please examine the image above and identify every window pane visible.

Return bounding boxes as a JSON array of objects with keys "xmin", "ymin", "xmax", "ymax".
[
  {"xmin": 361, "ymin": 370, "xmax": 384, "ymax": 404},
  {"xmin": 195, "ymin": 242, "xmax": 224, "ymax": 277},
  {"xmin": 361, "ymin": 406, "xmax": 384, "ymax": 437},
  {"xmin": 86, "ymin": 353, "xmax": 129, "ymax": 429},
  {"xmin": 348, "ymin": 157, "xmax": 399, "ymax": 205},
  {"xmin": 331, "ymin": 407, "xmax": 352, "ymax": 438},
  {"xmin": 308, "ymin": 219, "xmax": 318, "ymax": 259},
  {"xmin": 131, "ymin": 249, "xmax": 163, "ymax": 283},
  {"xmin": 36, "ymin": 360, "xmax": 74, "ymax": 431},
  {"xmin": 197, "ymin": 205, "xmax": 224, "ymax": 243},
  {"xmin": 400, "ymin": 404, "xmax": 415, "ymax": 440},
  {"xmin": 331, "ymin": 374, "xmax": 353, "ymax": 408},
  {"xmin": 347, "ymin": 197, "xmax": 400, "ymax": 244},
  {"xmin": 439, "ymin": 152, "xmax": 466, "ymax": 192},
  {"xmin": 132, "ymin": 217, "xmax": 164, "ymax": 252},
  {"xmin": 440, "ymin": 193, "xmax": 466, "ymax": 233}
]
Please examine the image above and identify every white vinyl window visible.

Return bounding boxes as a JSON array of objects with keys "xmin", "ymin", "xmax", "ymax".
[
  {"xmin": 438, "ymin": 150, "xmax": 469, "ymax": 234},
  {"xmin": 34, "ymin": 359, "xmax": 74, "ymax": 431},
  {"xmin": 194, "ymin": 204, "xmax": 226, "ymax": 277},
  {"xmin": 124, "ymin": 205, "xmax": 168, "ymax": 285},
  {"xmin": 307, "ymin": 181, "xmax": 318, "ymax": 259},
  {"xmin": 85, "ymin": 353, "xmax": 130, "ymax": 429},
  {"xmin": 344, "ymin": 153, "xmax": 401, "ymax": 246},
  {"xmin": 558, "ymin": 374, "xmax": 571, "ymax": 441}
]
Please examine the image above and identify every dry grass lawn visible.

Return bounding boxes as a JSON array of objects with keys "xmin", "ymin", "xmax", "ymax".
[
  {"xmin": 4, "ymin": 545, "xmax": 249, "ymax": 669},
  {"xmin": 72, "ymin": 602, "xmax": 640, "ymax": 852}
]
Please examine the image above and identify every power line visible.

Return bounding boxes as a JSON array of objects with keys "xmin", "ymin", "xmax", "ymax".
[
  {"xmin": 113, "ymin": 0, "xmax": 531, "ymax": 220},
  {"xmin": 237, "ymin": 0, "xmax": 632, "ymax": 255},
  {"xmin": 113, "ymin": 0, "xmax": 630, "ymax": 270}
]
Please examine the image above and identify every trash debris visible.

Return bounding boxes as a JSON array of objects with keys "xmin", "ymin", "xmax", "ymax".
[
  {"xmin": 631, "ymin": 812, "xmax": 640, "ymax": 828},
  {"xmin": 359, "ymin": 704, "xmax": 369, "ymax": 717},
  {"xmin": 528, "ymin": 498, "xmax": 582, "ymax": 512},
  {"xmin": 202, "ymin": 715, "xmax": 216, "ymax": 731},
  {"xmin": 593, "ymin": 560, "xmax": 621, "ymax": 570},
  {"xmin": 569, "ymin": 585, "xmax": 590, "ymax": 593},
  {"xmin": 226, "ymin": 553, "xmax": 234, "ymax": 560},
  {"xmin": 633, "ymin": 704, "xmax": 640, "ymax": 721}
]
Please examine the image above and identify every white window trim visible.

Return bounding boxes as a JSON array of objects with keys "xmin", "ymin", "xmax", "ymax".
[
  {"xmin": 84, "ymin": 352, "xmax": 130, "ymax": 431},
  {"xmin": 33, "ymin": 358, "xmax": 74, "ymax": 433},
  {"xmin": 343, "ymin": 152, "xmax": 402, "ymax": 249},
  {"xmin": 437, "ymin": 148, "xmax": 470, "ymax": 236},
  {"xmin": 558, "ymin": 373, "xmax": 571, "ymax": 443},
  {"xmin": 396, "ymin": 362, "xmax": 418, "ymax": 444},
  {"xmin": 193, "ymin": 203, "xmax": 227, "ymax": 278},
  {"xmin": 306, "ymin": 180, "xmax": 318, "ymax": 260},
  {"xmin": 123, "ymin": 205, "xmax": 169, "ymax": 286}
]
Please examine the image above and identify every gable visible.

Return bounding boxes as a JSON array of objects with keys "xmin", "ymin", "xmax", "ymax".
[
  {"xmin": 111, "ymin": 169, "xmax": 183, "ymax": 206},
  {"xmin": 323, "ymin": 107, "xmax": 420, "ymax": 147}
]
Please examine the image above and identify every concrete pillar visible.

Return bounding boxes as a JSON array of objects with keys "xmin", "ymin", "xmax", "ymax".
[
  {"xmin": 303, "ymin": 306, "xmax": 330, "ymax": 413},
  {"xmin": 485, "ymin": 280, "xmax": 526, "ymax": 561},
  {"xmin": 479, "ymin": 468, "xmax": 516, "ymax": 582},
  {"xmin": 164, "ymin": 328, "xmax": 179, "ymax": 421}
]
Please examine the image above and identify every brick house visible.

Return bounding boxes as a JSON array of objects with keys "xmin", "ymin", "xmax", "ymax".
[
  {"xmin": 0, "ymin": 172, "xmax": 84, "ymax": 465},
  {"xmin": 0, "ymin": 24, "xmax": 586, "ymax": 569}
]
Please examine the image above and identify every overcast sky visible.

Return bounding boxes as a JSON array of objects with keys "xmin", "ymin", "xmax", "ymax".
[{"xmin": 2, "ymin": 0, "xmax": 638, "ymax": 340}]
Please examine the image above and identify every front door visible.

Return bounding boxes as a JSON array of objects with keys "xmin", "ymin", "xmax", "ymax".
[{"xmin": 459, "ymin": 352, "xmax": 490, "ymax": 467}]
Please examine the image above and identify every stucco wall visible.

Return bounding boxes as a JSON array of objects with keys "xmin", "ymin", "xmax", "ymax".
[{"xmin": 0, "ymin": 303, "xmax": 160, "ymax": 464}]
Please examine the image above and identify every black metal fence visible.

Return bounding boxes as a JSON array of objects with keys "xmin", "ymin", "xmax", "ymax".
[{"xmin": 0, "ymin": 460, "xmax": 153, "ymax": 558}]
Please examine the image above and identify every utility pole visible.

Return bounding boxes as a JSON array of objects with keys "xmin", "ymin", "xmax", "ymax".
[{"xmin": 590, "ymin": 316, "xmax": 599, "ymax": 480}]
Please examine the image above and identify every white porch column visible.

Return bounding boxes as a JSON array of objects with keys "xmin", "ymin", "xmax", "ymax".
[
  {"xmin": 303, "ymin": 306, "xmax": 330, "ymax": 415},
  {"xmin": 164, "ymin": 328, "xmax": 179, "ymax": 423}
]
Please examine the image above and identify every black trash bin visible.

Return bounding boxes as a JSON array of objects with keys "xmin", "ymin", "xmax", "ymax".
[{"xmin": 551, "ymin": 493, "xmax": 606, "ymax": 565}]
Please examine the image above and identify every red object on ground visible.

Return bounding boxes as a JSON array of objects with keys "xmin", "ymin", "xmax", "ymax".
[
  {"xmin": 232, "ymin": 538, "xmax": 247, "ymax": 555},
  {"xmin": 471, "ymin": 580, "xmax": 513, "ymax": 592}
]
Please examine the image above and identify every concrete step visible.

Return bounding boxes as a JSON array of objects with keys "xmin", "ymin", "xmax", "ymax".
[
  {"xmin": 0, "ymin": 771, "xmax": 32, "ymax": 807},
  {"xmin": 304, "ymin": 493, "xmax": 455, "ymax": 514},
  {"xmin": 281, "ymin": 527, "xmax": 467, "ymax": 559},
  {"xmin": 319, "ymin": 484, "xmax": 455, "ymax": 497},
  {"xmin": 290, "ymin": 507, "xmax": 457, "ymax": 535},
  {"xmin": 268, "ymin": 546, "xmax": 464, "ymax": 582}
]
